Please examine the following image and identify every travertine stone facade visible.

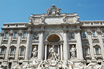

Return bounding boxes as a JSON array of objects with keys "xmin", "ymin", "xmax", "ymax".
[{"xmin": 0, "ymin": 5, "xmax": 104, "ymax": 69}]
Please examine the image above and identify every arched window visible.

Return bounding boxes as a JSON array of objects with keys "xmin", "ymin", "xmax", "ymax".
[
  {"xmin": 4, "ymin": 32, "xmax": 8, "ymax": 39},
  {"xmin": 94, "ymin": 45, "xmax": 101, "ymax": 55},
  {"xmin": 81, "ymin": 32, "xmax": 86, "ymax": 38},
  {"xmin": 84, "ymin": 46, "xmax": 90, "ymax": 56},
  {"xmin": 0, "ymin": 46, "xmax": 6, "ymax": 54},
  {"xmin": 9, "ymin": 46, "xmax": 16, "ymax": 55},
  {"xmin": 19, "ymin": 46, "xmax": 25, "ymax": 56},
  {"xmin": 22, "ymin": 32, "xmax": 27, "ymax": 38},
  {"xmin": 92, "ymin": 31, "xmax": 96, "ymax": 36},
  {"xmin": 13, "ymin": 32, "xmax": 18, "ymax": 39}
]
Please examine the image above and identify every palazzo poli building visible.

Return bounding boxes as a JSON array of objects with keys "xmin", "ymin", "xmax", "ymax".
[{"xmin": 0, "ymin": 5, "xmax": 104, "ymax": 69}]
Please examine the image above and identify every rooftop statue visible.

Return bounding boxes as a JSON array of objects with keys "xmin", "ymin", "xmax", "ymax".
[{"xmin": 47, "ymin": 5, "xmax": 61, "ymax": 15}]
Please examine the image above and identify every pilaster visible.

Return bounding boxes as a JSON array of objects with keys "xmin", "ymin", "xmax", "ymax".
[
  {"xmin": 87, "ymin": 31, "xmax": 95, "ymax": 60},
  {"xmin": 98, "ymin": 32, "xmax": 104, "ymax": 59},
  {"xmin": 0, "ymin": 32, "xmax": 3, "ymax": 46},
  {"xmin": 25, "ymin": 28, "xmax": 32, "ymax": 60},
  {"xmin": 5, "ymin": 30, "xmax": 13, "ymax": 60},
  {"xmin": 15, "ymin": 31, "xmax": 22, "ymax": 60}
]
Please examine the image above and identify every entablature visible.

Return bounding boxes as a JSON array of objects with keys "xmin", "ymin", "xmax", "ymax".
[
  {"xmin": 29, "ymin": 5, "xmax": 80, "ymax": 25},
  {"xmin": 80, "ymin": 21, "xmax": 104, "ymax": 27}
]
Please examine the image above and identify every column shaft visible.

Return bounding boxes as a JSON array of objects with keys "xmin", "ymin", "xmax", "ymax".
[
  {"xmin": 45, "ymin": 45, "xmax": 47, "ymax": 60},
  {"xmin": 58, "ymin": 45, "xmax": 60, "ymax": 55},
  {"xmin": 60, "ymin": 44, "xmax": 63, "ymax": 60},
  {"xmin": 63, "ymin": 32, "xmax": 69, "ymax": 60},
  {"xmin": 38, "ymin": 32, "xmax": 44, "ymax": 60},
  {"xmin": 75, "ymin": 31, "xmax": 83, "ymax": 60},
  {"xmin": 25, "ymin": 32, "xmax": 32, "ymax": 60}
]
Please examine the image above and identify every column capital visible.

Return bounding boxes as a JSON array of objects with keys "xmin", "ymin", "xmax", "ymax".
[
  {"xmin": 9, "ymin": 30, "xmax": 13, "ymax": 36},
  {"xmin": 27, "ymin": 28, "xmax": 32, "ymax": 33},
  {"xmin": 18, "ymin": 30, "xmax": 22, "ymax": 35}
]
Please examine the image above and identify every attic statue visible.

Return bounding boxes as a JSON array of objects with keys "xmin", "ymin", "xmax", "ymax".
[{"xmin": 47, "ymin": 5, "xmax": 61, "ymax": 15}]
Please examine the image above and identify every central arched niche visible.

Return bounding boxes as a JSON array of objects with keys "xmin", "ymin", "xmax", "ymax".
[{"xmin": 47, "ymin": 34, "xmax": 60, "ymax": 42}]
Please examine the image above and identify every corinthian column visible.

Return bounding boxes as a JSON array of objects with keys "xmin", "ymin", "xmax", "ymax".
[
  {"xmin": 38, "ymin": 31, "xmax": 44, "ymax": 60},
  {"xmin": 25, "ymin": 28, "xmax": 32, "ymax": 60},
  {"xmin": 75, "ymin": 31, "xmax": 83, "ymax": 60},
  {"xmin": 63, "ymin": 31, "xmax": 69, "ymax": 60}
]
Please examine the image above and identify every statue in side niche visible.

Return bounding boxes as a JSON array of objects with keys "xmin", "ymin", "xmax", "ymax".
[
  {"xmin": 32, "ymin": 46, "xmax": 38, "ymax": 58},
  {"xmin": 70, "ymin": 45, "xmax": 76, "ymax": 58}
]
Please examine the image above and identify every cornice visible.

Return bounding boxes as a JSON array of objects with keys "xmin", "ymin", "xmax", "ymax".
[{"xmin": 80, "ymin": 21, "xmax": 104, "ymax": 23}]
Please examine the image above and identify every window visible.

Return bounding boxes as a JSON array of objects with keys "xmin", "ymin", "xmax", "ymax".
[
  {"xmin": 85, "ymin": 48, "xmax": 89, "ymax": 56},
  {"xmin": 4, "ymin": 32, "xmax": 8, "ymax": 39},
  {"xmin": 22, "ymin": 32, "xmax": 27, "ymax": 38},
  {"xmin": 0, "ymin": 47, "xmax": 6, "ymax": 54},
  {"xmin": 82, "ymin": 32, "xmax": 86, "ymax": 38},
  {"xmin": 92, "ymin": 31, "xmax": 96, "ymax": 36},
  {"xmin": 94, "ymin": 45, "xmax": 101, "ymax": 55},
  {"xmin": 95, "ymin": 47, "xmax": 100, "ymax": 55},
  {"xmin": 13, "ymin": 32, "xmax": 18, "ymax": 39},
  {"xmin": 20, "ymin": 47, "xmax": 25, "ymax": 56},
  {"xmin": 10, "ymin": 47, "xmax": 15, "ymax": 55},
  {"xmin": 69, "ymin": 32, "xmax": 74, "ymax": 39}
]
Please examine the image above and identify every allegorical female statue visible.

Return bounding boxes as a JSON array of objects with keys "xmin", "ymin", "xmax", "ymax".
[
  {"xmin": 70, "ymin": 45, "xmax": 76, "ymax": 58},
  {"xmin": 32, "ymin": 46, "xmax": 38, "ymax": 58}
]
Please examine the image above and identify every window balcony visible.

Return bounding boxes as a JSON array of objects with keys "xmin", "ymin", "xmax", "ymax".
[
  {"xmin": 18, "ymin": 54, "xmax": 25, "ymax": 59},
  {"xmin": 12, "ymin": 37, "xmax": 18, "ymax": 40},
  {"xmin": 9, "ymin": 54, "xmax": 15, "ymax": 59},
  {"xmin": 84, "ymin": 54, "xmax": 91, "ymax": 59},
  {"xmin": 82, "ymin": 37, "xmax": 88, "ymax": 40},
  {"xmin": 21, "ymin": 37, "xmax": 27, "ymax": 40},
  {"xmin": 95, "ymin": 54, "xmax": 102, "ymax": 59},
  {"xmin": 0, "ymin": 54, "xmax": 5, "ymax": 59},
  {"xmin": 1, "ymin": 40, "xmax": 8, "ymax": 44},
  {"xmin": 3, "ymin": 37, "xmax": 8, "ymax": 40},
  {"xmin": 92, "ymin": 36, "xmax": 98, "ymax": 39}
]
